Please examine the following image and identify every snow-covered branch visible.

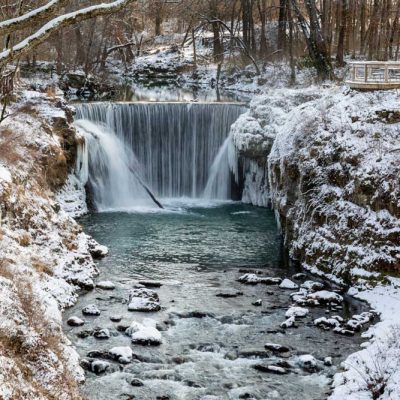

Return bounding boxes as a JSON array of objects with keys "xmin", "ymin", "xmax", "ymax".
[
  {"xmin": 0, "ymin": 0, "xmax": 67, "ymax": 36},
  {"xmin": 106, "ymin": 40, "xmax": 136, "ymax": 56},
  {"xmin": 0, "ymin": 0, "xmax": 135, "ymax": 69}
]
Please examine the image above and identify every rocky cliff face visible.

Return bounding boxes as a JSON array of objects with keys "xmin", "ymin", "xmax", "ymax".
[
  {"xmin": 0, "ymin": 89, "xmax": 101, "ymax": 399},
  {"xmin": 231, "ymin": 87, "xmax": 400, "ymax": 284}
]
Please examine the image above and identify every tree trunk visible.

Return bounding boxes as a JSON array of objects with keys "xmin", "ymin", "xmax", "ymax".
[
  {"xmin": 389, "ymin": 1, "xmax": 400, "ymax": 59},
  {"xmin": 287, "ymin": 0, "xmax": 296, "ymax": 84},
  {"xmin": 212, "ymin": 21, "xmax": 223, "ymax": 63},
  {"xmin": 277, "ymin": 0, "xmax": 287, "ymax": 52},
  {"xmin": 257, "ymin": 0, "xmax": 268, "ymax": 56},
  {"xmin": 75, "ymin": 26, "xmax": 85, "ymax": 66},
  {"xmin": 360, "ymin": 0, "xmax": 366, "ymax": 54},
  {"xmin": 241, "ymin": 0, "xmax": 251, "ymax": 48},
  {"xmin": 336, "ymin": 0, "xmax": 348, "ymax": 66},
  {"xmin": 291, "ymin": 0, "xmax": 333, "ymax": 80},
  {"xmin": 55, "ymin": 30, "xmax": 63, "ymax": 74},
  {"xmin": 192, "ymin": 28, "xmax": 197, "ymax": 66},
  {"xmin": 368, "ymin": 0, "xmax": 380, "ymax": 60},
  {"xmin": 155, "ymin": 14, "xmax": 162, "ymax": 36}
]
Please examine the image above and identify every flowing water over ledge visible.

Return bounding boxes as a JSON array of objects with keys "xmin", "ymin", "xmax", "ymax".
[{"xmin": 64, "ymin": 201, "xmax": 369, "ymax": 400}]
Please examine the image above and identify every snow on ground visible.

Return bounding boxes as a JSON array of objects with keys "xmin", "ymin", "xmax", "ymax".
[
  {"xmin": 0, "ymin": 84, "xmax": 102, "ymax": 399},
  {"xmin": 100, "ymin": 32, "xmax": 316, "ymax": 102},
  {"xmin": 230, "ymin": 84, "xmax": 400, "ymax": 399},
  {"xmin": 330, "ymin": 279, "xmax": 400, "ymax": 400}
]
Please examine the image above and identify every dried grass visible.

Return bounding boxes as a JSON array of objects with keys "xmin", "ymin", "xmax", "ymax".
[{"xmin": 31, "ymin": 256, "xmax": 53, "ymax": 276}]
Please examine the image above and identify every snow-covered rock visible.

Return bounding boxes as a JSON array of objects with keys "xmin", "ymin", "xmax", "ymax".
[
  {"xmin": 301, "ymin": 281, "xmax": 324, "ymax": 292},
  {"xmin": 91, "ymin": 360, "xmax": 110, "ymax": 374},
  {"xmin": 280, "ymin": 316, "xmax": 296, "ymax": 328},
  {"xmin": 307, "ymin": 290, "xmax": 343, "ymax": 304},
  {"xmin": 109, "ymin": 346, "xmax": 133, "ymax": 364},
  {"xmin": 324, "ymin": 356, "xmax": 333, "ymax": 366},
  {"xmin": 285, "ymin": 306, "xmax": 309, "ymax": 318},
  {"xmin": 264, "ymin": 343, "xmax": 290, "ymax": 353},
  {"xmin": 125, "ymin": 318, "xmax": 162, "ymax": 346},
  {"xmin": 82, "ymin": 304, "xmax": 101, "ymax": 316},
  {"xmin": 67, "ymin": 316, "xmax": 85, "ymax": 326},
  {"xmin": 237, "ymin": 273, "xmax": 281, "ymax": 285},
  {"xmin": 96, "ymin": 280, "xmax": 115, "ymax": 290},
  {"xmin": 128, "ymin": 288, "xmax": 161, "ymax": 312},
  {"xmin": 93, "ymin": 328, "xmax": 111, "ymax": 339},
  {"xmin": 314, "ymin": 317, "xmax": 341, "ymax": 329},
  {"xmin": 296, "ymin": 354, "xmax": 318, "ymax": 372},
  {"xmin": 89, "ymin": 241, "xmax": 109, "ymax": 259},
  {"xmin": 279, "ymin": 278, "xmax": 299, "ymax": 289},
  {"xmin": 254, "ymin": 364, "xmax": 288, "ymax": 374}
]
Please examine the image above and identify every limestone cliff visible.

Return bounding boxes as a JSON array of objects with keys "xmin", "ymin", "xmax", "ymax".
[{"xmin": 231, "ymin": 87, "xmax": 400, "ymax": 284}]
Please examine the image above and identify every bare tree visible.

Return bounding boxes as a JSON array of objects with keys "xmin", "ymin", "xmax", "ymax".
[
  {"xmin": 0, "ymin": 0, "xmax": 135, "ymax": 71},
  {"xmin": 291, "ymin": 0, "xmax": 333, "ymax": 80}
]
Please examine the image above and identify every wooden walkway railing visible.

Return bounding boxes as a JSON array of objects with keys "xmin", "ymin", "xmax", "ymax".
[{"xmin": 346, "ymin": 61, "xmax": 400, "ymax": 90}]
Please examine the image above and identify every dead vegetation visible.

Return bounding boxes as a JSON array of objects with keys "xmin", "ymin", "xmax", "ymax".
[
  {"xmin": 0, "ymin": 92, "xmax": 86, "ymax": 399},
  {"xmin": 0, "ymin": 260, "xmax": 82, "ymax": 399},
  {"xmin": 31, "ymin": 256, "xmax": 53, "ymax": 276},
  {"xmin": 0, "ymin": 127, "xmax": 24, "ymax": 166}
]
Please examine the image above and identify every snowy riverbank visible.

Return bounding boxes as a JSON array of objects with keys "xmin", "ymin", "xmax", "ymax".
[
  {"xmin": 231, "ymin": 85, "xmax": 400, "ymax": 399},
  {"xmin": 0, "ymin": 88, "xmax": 104, "ymax": 399}
]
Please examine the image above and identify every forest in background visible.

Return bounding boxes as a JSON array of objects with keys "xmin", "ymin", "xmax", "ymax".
[{"xmin": 1, "ymin": 0, "xmax": 400, "ymax": 83}]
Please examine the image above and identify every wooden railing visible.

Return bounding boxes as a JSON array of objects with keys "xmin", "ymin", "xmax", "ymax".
[{"xmin": 346, "ymin": 61, "xmax": 400, "ymax": 90}]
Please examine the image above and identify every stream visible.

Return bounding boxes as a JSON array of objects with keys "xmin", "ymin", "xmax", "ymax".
[{"xmin": 64, "ymin": 200, "xmax": 370, "ymax": 400}]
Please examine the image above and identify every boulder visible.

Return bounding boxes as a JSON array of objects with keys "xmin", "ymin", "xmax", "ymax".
[
  {"xmin": 279, "ymin": 279, "xmax": 299, "ymax": 290},
  {"xmin": 297, "ymin": 354, "xmax": 318, "ymax": 372},
  {"xmin": 238, "ymin": 273, "xmax": 282, "ymax": 285},
  {"xmin": 307, "ymin": 290, "xmax": 343, "ymax": 304},
  {"xmin": 264, "ymin": 343, "xmax": 290, "ymax": 353},
  {"xmin": 126, "ymin": 318, "xmax": 162, "ymax": 346},
  {"xmin": 285, "ymin": 306, "xmax": 309, "ymax": 318},
  {"xmin": 128, "ymin": 288, "xmax": 160, "ymax": 312},
  {"xmin": 301, "ymin": 281, "xmax": 324, "ymax": 292},
  {"xmin": 109, "ymin": 346, "xmax": 133, "ymax": 364},
  {"xmin": 91, "ymin": 360, "xmax": 110, "ymax": 374},
  {"xmin": 82, "ymin": 304, "xmax": 101, "ymax": 316},
  {"xmin": 96, "ymin": 280, "xmax": 115, "ymax": 290},
  {"xmin": 253, "ymin": 364, "xmax": 288, "ymax": 374},
  {"xmin": 67, "ymin": 316, "xmax": 85, "ymax": 326}
]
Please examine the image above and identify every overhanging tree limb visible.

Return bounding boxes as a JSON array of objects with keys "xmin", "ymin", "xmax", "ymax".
[
  {"xmin": 0, "ymin": 0, "xmax": 68, "ymax": 37},
  {"xmin": 0, "ymin": 0, "xmax": 136, "ymax": 69}
]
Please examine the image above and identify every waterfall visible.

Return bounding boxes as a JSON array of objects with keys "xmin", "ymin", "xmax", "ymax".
[
  {"xmin": 203, "ymin": 133, "xmax": 239, "ymax": 199},
  {"xmin": 74, "ymin": 120, "xmax": 154, "ymax": 211},
  {"xmin": 75, "ymin": 102, "xmax": 246, "ymax": 207}
]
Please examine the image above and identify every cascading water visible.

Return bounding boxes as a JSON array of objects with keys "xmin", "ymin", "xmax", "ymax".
[
  {"xmin": 75, "ymin": 120, "xmax": 154, "ymax": 211},
  {"xmin": 75, "ymin": 102, "xmax": 246, "ymax": 206}
]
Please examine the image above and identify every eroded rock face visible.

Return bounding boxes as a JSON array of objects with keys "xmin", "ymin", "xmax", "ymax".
[
  {"xmin": 229, "ymin": 88, "xmax": 322, "ymax": 208},
  {"xmin": 269, "ymin": 89, "xmax": 400, "ymax": 280},
  {"xmin": 0, "ymin": 88, "xmax": 102, "ymax": 399},
  {"xmin": 231, "ymin": 87, "xmax": 400, "ymax": 281}
]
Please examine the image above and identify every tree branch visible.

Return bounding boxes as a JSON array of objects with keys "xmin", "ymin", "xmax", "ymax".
[
  {"xmin": 200, "ymin": 15, "xmax": 261, "ymax": 75},
  {"xmin": 0, "ymin": 0, "xmax": 136, "ymax": 69},
  {"xmin": 106, "ymin": 40, "xmax": 136, "ymax": 56},
  {"xmin": 0, "ymin": 0, "xmax": 68, "ymax": 36}
]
